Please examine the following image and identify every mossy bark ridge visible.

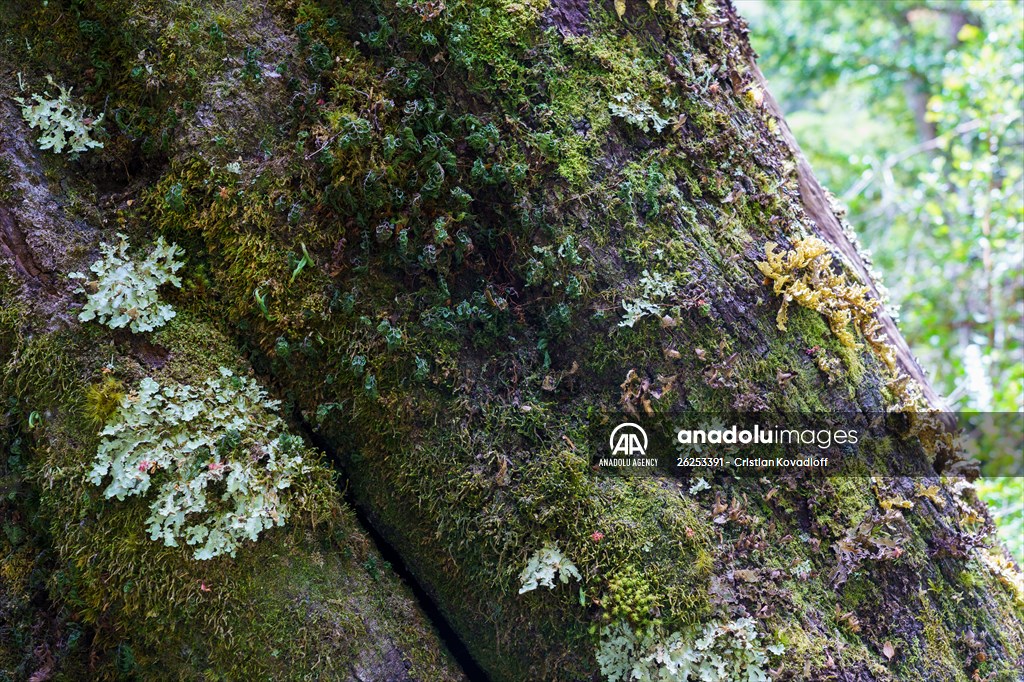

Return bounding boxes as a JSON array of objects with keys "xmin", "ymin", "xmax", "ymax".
[{"xmin": 1, "ymin": 1, "xmax": 1021, "ymax": 681}]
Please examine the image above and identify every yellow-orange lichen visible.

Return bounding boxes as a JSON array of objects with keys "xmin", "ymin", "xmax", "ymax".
[{"xmin": 758, "ymin": 236, "xmax": 897, "ymax": 371}]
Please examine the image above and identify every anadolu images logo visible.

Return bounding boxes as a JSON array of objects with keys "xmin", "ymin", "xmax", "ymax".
[{"xmin": 609, "ymin": 422, "xmax": 648, "ymax": 456}]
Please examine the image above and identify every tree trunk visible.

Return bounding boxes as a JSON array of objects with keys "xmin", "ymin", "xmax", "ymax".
[{"xmin": 1, "ymin": 1, "xmax": 1020, "ymax": 681}]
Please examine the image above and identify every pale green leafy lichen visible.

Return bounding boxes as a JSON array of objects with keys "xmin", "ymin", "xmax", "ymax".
[
  {"xmin": 609, "ymin": 92, "xmax": 672, "ymax": 133},
  {"xmin": 620, "ymin": 270, "xmax": 676, "ymax": 327},
  {"xmin": 88, "ymin": 368, "xmax": 310, "ymax": 560},
  {"xmin": 15, "ymin": 75, "xmax": 104, "ymax": 153},
  {"xmin": 70, "ymin": 235, "xmax": 183, "ymax": 333},
  {"xmin": 596, "ymin": 618, "xmax": 782, "ymax": 682},
  {"xmin": 518, "ymin": 542, "xmax": 582, "ymax": 593}
]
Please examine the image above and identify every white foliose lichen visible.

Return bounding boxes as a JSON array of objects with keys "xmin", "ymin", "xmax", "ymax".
[
  {"xmin": 620, "ymin": 270, "xmax": 677, "ymax": 328},
  {"xmin": 16, "ymin": 75, "xmax": 105, "ymax": 153},
  {"xmin": 596, "ymin": 618, "xmax": 783, "ymax": 682},
  {"xmin": 70, "ymin": 234, "xmax": 184, "ymax": 333},
  {"xmin": 88, "ymin": 368, "xmax": 311, "ymax": 560},
  {"xmin": 609, "ymin": 92, "xmax": 672, "ymax": 133},
  {"xmin": 518, "ymin": 542, "xmax": 582, "ymax": 594}
]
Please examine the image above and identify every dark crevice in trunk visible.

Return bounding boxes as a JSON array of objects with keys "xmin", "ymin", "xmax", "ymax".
[
  {"xmin": 0, "ymin": 204, "xmax": 55, "ymax": 292},
  {"xmin": 297, "ymin": 418, "xmax": 491, "ymax": 682}
]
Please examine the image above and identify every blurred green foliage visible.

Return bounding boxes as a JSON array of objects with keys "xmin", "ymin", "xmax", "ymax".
[
  {"xmin": 976, "ymin": 476, "xmax": 1024, "ymax": 563},
  {"xmin": 742, "ymin": 0, "xmax": 1022, "ymax": 562},
  {"xmin": 744, "ymin": 0, "xmax": 1022, "ymax": 411}
]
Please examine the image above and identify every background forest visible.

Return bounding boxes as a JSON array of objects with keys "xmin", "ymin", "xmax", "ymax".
[{"xmin": 740, "ymin": 0, "xmax": 1023, "ymax": 561}]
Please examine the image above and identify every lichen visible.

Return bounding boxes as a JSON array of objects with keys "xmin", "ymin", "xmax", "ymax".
[
  {"xmin": 757, "ymin": 236, "xmax": 896, "ymax": 371},
  {"xmin": 70, "ymin": 235, "xmax": 184, "ymax": 333},
  {"xmin": 609, "ymin": 92, "xmax": 674, "ymax": 133},
  {"xmin": 15, "ymin": 75, "xmax": 104, "ymax": 153},
  {"xmin": 88, "ymin": 368, "xmax": 311, "ymax": 559},
  {"xmin": 596, "ymin": 617, "xmax": 783, "ymax": 682},
  {"xmin": 518, "ymin": 542, "xmax": 582, "ymax": 593},
  {"xmin": 620, "ymin": 270, "xmax": 678, "ymax": 327}
]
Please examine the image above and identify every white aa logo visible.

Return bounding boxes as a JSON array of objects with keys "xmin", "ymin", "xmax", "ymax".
[{"xmin": 609, "ymin": 422, "xmax": 648, "ymax": 456}]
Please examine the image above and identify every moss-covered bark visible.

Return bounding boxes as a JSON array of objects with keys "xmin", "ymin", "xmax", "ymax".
[
  {"xmin": 0, "ymin": 247, "xmax": 465, "ymax": 681},
  {"xmin": 0, "ymin": 9, "xmax": 465, "ymax": 674},
  {"xmin": 1, "ymin": 0, "xmax": 1021, "ymax": 680}
]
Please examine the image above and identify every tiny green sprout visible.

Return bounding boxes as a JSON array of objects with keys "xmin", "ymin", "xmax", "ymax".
[
  {"xmin": 314, "ymin": 402, "xmax": 343, "ymax": 426},
  {"xmin": 377, "ymin": 319, "xmax": 403, "ymax": 350},
  {"xmin": 164, "ymin": 183, "xmax": 186, "ymax": 213},
  {"xmin": 274, "ymin": 336, "xmax": 291, "ymax": 359},
  {"xmin": 413, "ymin": 356, "xmax": 430, "ymax": 381},
  {"xmin": 289, "ymin": 242, "xmax": 313, "ymax": 284},
  {"xmin": 351, "ymin": 355, "xmax": 367, "ymax": 376},
  {"xmin": 27, "ymin": 411, "xmax": 42, "ymax": 429},
  {"xmin": 363, "ymin": 373, "xmax": 378, "ymax": 399},
  {"xmin": 253, "ymin": 287, "xmax": 273, "ymax": 320}
]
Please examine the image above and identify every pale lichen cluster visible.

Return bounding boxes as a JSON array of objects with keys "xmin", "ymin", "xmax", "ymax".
[
  {"xmin": 70, "ymin": 235, "xmax": 184, "ymax": 333},
  {"xmin": 620, "ymin": 270, "xmax": 678, "ymax": 328},
  {"xmin": 518, "ymin": 542, "xmax": 582, "ymax": 594},
  {"xmin": 15, "ymin": 75, "xmax": 104, "ymax": 153},
  {"xmin": 516, "ymin": 545, "xmax": 782, "ymax": 681},
  {"xmin": 596, "ymin": 618, "xmax": 782, "ymax": 682},
  {"xmin": 89, "ymin": 368, "xmax": 310, "ymax": 560},
  {"xmin": 609, "ymin": 92, "xmax": 673, "ymax": 133}
]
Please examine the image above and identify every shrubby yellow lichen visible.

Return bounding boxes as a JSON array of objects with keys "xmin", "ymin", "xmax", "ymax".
[
  {"xmin": 757, "ymin": 236, "xmax": 896, "ymax": 371},
  {"xmin": 614, "ymin": 0, "xmax": 682, "ymax": 19},
  {"xmin": 975, "ymin": 548, "xmax": 1024, "ymax": 606},
  {"xmin": 89, "ymin": 368, "xmax": 310, "ymax": 560}
]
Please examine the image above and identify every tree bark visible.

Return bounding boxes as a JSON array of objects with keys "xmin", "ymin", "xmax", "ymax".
[{"xmin": 1, "ymin": 1, "xmax": 1020, "ymax": 681}]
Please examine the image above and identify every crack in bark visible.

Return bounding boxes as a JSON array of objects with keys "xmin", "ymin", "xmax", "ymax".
[
  {"xmin": 0, "ymin": 204, "xmax": 55, "ymax": 292},
  {"xmin": 299, "ymin": 423, "xmax": 490, "ymax": 682}
]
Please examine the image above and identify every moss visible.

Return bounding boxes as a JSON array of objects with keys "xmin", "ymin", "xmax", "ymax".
[
  {"xmin": 0, "ymin": 299, "xmax": 462, "ymax": 680},
  {"xmin": 540, "ymin": 27, "xmax": 674, "ymax": 187},
  {"xmin": 437, "ymin": 0, "xmax": 548, "ymax": 103},
  {"xmin": 0, "ymin": 157, "xmax": 20, "ymax": 204},
  {"xmin": 0, "ymin": 268, "xmax": 23, "ymax": 360},
  {"xmin": 4, "ymin": 0, "xmax": 1023, "ymax": 678},
  {"xmin": 1, "ymin": 331, "xmax": 81, "ymax": 417},
  {"xmin": 151, "ymin": 310, "xmax": 248, "ymax": 378},
  {"xmin": 906, "ymin": 593, "xmax": 970, "ymax": 681},
  {"xmin": 82, "ymin": 376, "xmax": 125, "ymax": 427},
  {"xmin": 41, "ymin": 484, "xmax": 454, "ymax": 680}
]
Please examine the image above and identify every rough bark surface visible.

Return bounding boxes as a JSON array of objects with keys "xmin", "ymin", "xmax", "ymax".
[{"xmin": 1, "ymin": 1, "xmax": 1021, "ymax": 681}]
